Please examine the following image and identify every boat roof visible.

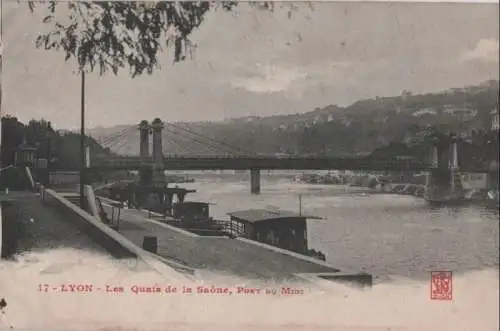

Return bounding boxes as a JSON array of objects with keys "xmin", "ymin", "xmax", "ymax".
[
  {"xmin": 17, "ymin": 143, "xmax": 37, "ymax": 150},
  {"xmin": 175, "ymin": 201, "xmax": 209, "ymax": 206},
  {"xmin": 228, "ymin": 209, "xmax": 306, "ymax": 223}
]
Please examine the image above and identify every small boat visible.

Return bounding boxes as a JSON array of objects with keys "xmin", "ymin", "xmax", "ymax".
[
  {"xmin": 484, "ymin": 190, "xmax": 500, "ymax": 209},
  {"xmin": 307, "ymin": 248, "xmax": 326, "ymax": 261},
  {"xmin": 165, "ymin": 201, "xmax": 230, "ymax": 236},
  {"xmin": 424, "ymin": 195, "xmax": 468, "ymax": 206},
  {"xmin": 487, "ymin": 190, "xmax": 499, "ymax": 201}
]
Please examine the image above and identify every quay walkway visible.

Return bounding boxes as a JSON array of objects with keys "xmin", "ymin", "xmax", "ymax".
[
  {"xmin": 1, "ymin": 190, "xmax": 193, "ymax": 281},
  {"xmin": 98, "ymin": 199, "xmax": 367, "ymax": 283},
  {"xmin": 1, "ymin": 191, "xmax": 106, "ymax": 256}
]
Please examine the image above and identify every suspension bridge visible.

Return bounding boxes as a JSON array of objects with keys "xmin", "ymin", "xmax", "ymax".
[
  {"xmin": 72, "ymin": 118, "xmax": 490, "ymax": 196},
  {"xmin": 89, "ymin": 119, "xmax": 489, "ymax": 170},
  {"xmin": 91, "ymin": 119, "xmax": 431, "ymax": 171}
]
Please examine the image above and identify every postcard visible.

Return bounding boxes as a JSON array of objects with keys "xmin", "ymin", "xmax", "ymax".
[{"xmin": 1, "ymin": 1, "xmax": 499, "ymax": 330}]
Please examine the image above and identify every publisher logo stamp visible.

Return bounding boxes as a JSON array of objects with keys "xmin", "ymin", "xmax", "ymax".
[{"xmin": 430, "ymin": 271, "xmax": 453, "ymax": 300}]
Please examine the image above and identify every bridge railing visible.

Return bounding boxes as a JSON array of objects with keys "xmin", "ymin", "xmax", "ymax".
[
  {"xmin": 109, "ymin": 157, "xmax": 489, "ymax": 171},
  {"xmin": 79, "ymin": 154, "xmax": 491, "ymax": 173},
  {"xmin": 88, "ymin": 156, "xmax": 431, "ymax": 170},
  {"xmin": 92, "ymin": 155, "xmax": 431, "ymax": 163}
]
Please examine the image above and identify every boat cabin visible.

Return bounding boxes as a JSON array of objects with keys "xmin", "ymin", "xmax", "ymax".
[
  {"xmin": 228, "ymin": 209, "xmax": 308, "ymax": 254},
  {"xmin": 169, "ymin": 201, "xmax": 230, "ymax": 236},
  {"xmin": 173, "ymin": 201, "xmax": 211, "ymax": 227},
  {"xmin": 173, "ymin": 201, "xmax": 209, "ymax": 221}
]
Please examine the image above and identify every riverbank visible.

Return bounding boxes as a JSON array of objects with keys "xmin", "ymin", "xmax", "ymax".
[
  {"xmin": 352, "ymin": 182, "xmax": 499, "ymax": 208},
  {"xmin": 293, "ymin": 171, "xmax": 498, "ymax": 206}
]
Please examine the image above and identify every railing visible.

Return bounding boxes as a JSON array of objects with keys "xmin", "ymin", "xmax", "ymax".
[
  {"xmin": 79, "ymin": 156, "xmax": 493, "ymax": 173},
  {"xmin": 0, "ymin": 165, "xmax": 14, "ymax": 172},
  {"xmin": 153, "ymin": 216, "xmax": 237, "ymax": 236},
  {"xmin": 95, "ymin": 155, "xmax": 374, "ymax": 160},
  {"xmin": 90, "ymin": 156, "xmax": 431, "ymax": 166}
]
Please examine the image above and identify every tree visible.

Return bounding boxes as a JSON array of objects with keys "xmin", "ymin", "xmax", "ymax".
[
  {"xmin": 28, "ymin": 1, "xmax": 301, "ymax": 77},
  {"xmin": 1, "ymin": 116, "xmax": 25, "ymax": 166},
  {"xmin": 53, "ymin": 131, "xmax": 110, "ymax": 170}
]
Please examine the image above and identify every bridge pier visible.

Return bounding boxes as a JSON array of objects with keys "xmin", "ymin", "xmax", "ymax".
[
  {"xmin": 138, "ymin": 120, "xmax": 150, "ymax": 158},
  {"xmin": 250, "ymin": 168, "xmax": 261, "ymax": 195},
  {"xmin": 139, "ymin": 167, "xmax": 153, "ymax": 185},
  {"xmin": 425, "ymin": 137, "xmax": 465, "ymax": 203},
  {"xmin": 151, "ymin": 118, "xmax": 165, "ymax": 183},
  {"xmin": 151, "ymin": 118, "xmax": 164, "ymax": 168},
  {"xmin": 431, "ymin": 144, "xmax": 439, "ymax": 168}
]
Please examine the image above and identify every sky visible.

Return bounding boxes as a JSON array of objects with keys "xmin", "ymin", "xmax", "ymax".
[{"xmin": 1, "ymin": 1, "xmax": 499, "ymax": 130}]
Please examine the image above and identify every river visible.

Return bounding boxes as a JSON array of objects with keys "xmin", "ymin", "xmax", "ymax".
[{"xmin": 177, "ymin": 174, "xmax": 499, "ymax": 283}]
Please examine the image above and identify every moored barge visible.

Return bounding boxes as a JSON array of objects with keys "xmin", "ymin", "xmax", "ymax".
[{"xmin": 227, "ymin": 209, "xmax": 326, "ymax": 261}]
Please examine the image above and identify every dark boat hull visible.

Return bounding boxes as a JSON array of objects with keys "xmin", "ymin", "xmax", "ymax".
[
  {"xmin": 425, "ymin": 198, "xmax": 468, "ymax": 207},
  {"xmin": 425, "ymin": 197, "xmax": 499, "ymax": 209}
]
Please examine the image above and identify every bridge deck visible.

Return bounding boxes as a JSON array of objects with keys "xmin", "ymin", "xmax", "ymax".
[
  {"xmin": 80, "ymin": 155, "xmax": 491, "ymax": 172},
  {"xmin": 100, "ymin": 204, "xmax": 339, "ymax": 280}
]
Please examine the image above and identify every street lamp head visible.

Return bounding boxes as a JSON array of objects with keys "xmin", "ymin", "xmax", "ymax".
[
  {"xmin": 151, "ymin": 118, "xmax": 164, "ymax": 130},
  {"xmin": 138, "ymin": 120, "xmax": 150, "ymax": 130}
]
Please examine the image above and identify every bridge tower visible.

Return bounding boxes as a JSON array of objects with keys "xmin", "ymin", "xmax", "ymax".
[
  {"xmin": 151, "ymin": 118, "xmax": 165, "ymax": 183},
  {"xmin": 448, "ymin": 135, "xmax": 465, "ymax": 195},
  {"xmin": 138, "ymin": 120, "xmax": 150, "ymax": 158},
  {"xmin": 137, "ymin": 120, "xmax": 152, "ymax": 185},
  {"xmin": 424, "ymin": 134, "xmax": 465, "ymax": 204},
  {"xmin": 250, "ymin": 168, "xmax": 261, "ymax": 194}
]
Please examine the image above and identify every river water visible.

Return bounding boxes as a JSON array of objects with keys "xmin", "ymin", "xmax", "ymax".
[{"xmin": 178, "ymin": 174, "xmax": 499, "ymax": 283}]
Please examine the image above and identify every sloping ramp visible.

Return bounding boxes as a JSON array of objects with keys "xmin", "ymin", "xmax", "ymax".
[{"xmin": 24, "ymin": 166, "xmax": 35, "ymax": 189}]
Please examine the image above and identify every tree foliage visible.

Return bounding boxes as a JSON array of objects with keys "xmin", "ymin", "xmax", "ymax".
[
  {"xmin": 28, "ymin": 1, "xmax": 299, "ymax": 77},
  {"xmin": 1, "ymin": 116, "xmax": 111, "ymax": 170}
]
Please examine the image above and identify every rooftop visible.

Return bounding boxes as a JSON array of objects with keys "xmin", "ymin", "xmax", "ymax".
[
  {"xmin": 17, "ymin": 142, "xmax": 37, "ymax": 150},
  {"xmin": 228, "ymin": 209, "xmax": 305, "ymax": 223},
  {"xmin": 176, "ymin": 201, "xmax": 209, "ymax": 206}
]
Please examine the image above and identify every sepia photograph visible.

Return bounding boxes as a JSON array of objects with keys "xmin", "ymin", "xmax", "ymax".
[{"xmin": 0, "ymin": 1, "xmax": 499, "ymax": 330}]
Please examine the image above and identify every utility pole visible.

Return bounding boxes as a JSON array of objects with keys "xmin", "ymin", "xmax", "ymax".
[
  {"xmin": 79, "ymin": 71, "xmax": 86, "ymax": 209},
  {"xmin": 0, "ymin": 2, "xmax": 4, "ymax": 176},
  {"xmin": 298, "ymin": 193, "xmax": 302, "ymax": 216}
]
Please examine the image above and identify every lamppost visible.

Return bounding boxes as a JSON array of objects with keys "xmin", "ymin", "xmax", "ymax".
[
  {"xmin": 43, "ymin": 122, "xmax": 54, "ymax": 185},
  {"xmin": 79, "ymin": 71, "xmax": 86, "ymax": 209}
]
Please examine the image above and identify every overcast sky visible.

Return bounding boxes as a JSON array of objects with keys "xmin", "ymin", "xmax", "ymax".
[{"xmin": 1, "ymin": 1, "xmax": 499, "ymax": 130}]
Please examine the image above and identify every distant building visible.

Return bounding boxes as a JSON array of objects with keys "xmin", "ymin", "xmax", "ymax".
[
  {"xmin": 491, "ymin": 108, "xmax": 499, "ymax": 131},
  {"xmin": 412, "ymin": 108, "xmax": 437, "ymax": 117},
  {"xmin": 461, "ymin": 173, "xmax": 489, "ymax": 190}
]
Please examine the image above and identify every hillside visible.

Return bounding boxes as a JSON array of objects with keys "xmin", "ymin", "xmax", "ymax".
[{"xmin": 88, "ymin": 80, "xmax": 499, "ymax": 157}]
